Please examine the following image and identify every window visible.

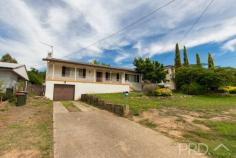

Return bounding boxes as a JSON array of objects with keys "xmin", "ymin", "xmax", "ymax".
[
  {"xmin": 126, "ymin": 74, "xmax": 140, "ymax": 83},
  {"xmin": 135, "ymin": 75, "xmax": 140, "ymax": 83},
  {"xmin": 116, "ymin": 73, "xmax": 120, "ymax": 81},
  {"xmin": 62, "ymin": 66, "xmax": 71, "ymax": 77},
  {"xmin": 125, "ymin": 74, "xmax": 129, "ymax": 81},
  {"xmin": 77, "ymin": 68, "xmax": 86, "ymax": 78},
  {"xmin": 105, "ymin": 72, "xmax": 110, "ymax": 80}
]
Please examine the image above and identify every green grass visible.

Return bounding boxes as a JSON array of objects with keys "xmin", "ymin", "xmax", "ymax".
[
  {"xmin": 0, "ymin": 96, "xmax": 53, "ymax": 157},
  {"xmin": 61, "ymin": 101, "xmax": 80, "ymax": 112},
  {"xmin": 95, "ymin": 92, "xmax": 236, "ymax": 115},
  {"xmin": 184, "ymin": 121, "xmax": 236, "ymax": 158}
]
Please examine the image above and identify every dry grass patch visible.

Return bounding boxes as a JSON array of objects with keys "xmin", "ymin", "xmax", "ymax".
[
  {"xmin": 61, "ymin": 101, "xmax": 81, "ymax": 112},
  {"xmin": 0, "ymin": 96, "xmax": 53, "ymax": 158}
]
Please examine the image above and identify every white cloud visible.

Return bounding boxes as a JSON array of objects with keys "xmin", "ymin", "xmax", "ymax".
[
  {"xmin": 0, "ymin": 0, "xmax": 236, "ymax": 68},
  {"xmin": 47, "ymin": 7, "xmax": 71, "ymax": 32},
  {"xmin": 114, "ymin": 53, "xmax": 130, "ymax": 64},
  {"xmin": 222, "ymin": 39, "xmax": 236, "ymax": 52}
]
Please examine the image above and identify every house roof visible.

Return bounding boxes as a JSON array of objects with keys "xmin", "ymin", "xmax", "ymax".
[
  {"xmin": 43, "ymin": 57, "xmax": 137, "ymax": 73},
  {"xmin": 0, "ymin": 62, "xmax": 29, "ymax": 80},
  {"xmin": 164, "ymin": 65, "xmax": 174, "ymax": 68},
  {"xmin": 0, "ymin": 62, "xmax": 24, "ymax": 69}
]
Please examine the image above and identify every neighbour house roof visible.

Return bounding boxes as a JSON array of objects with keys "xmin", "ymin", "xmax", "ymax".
[
  {"xmin": 164, "ymin": 65, "xmax": 174, "ymax": 68},
  {"xmin": 43, "ymin": 57, "xmax": 138, "ymax": 73},
  {"xmin": 0, "ymin": 62, "xmax": 29, "ymax": 80}
]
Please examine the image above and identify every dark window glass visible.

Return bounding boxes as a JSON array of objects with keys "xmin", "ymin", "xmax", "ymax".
[
  {"xmin": 116, "ymin": 73, "xmax": 120, "ymax": 81},
  {"xmin": 62, "ymin": 66, "xmax": 71, "ymax": 77},
  {"xmin": 62, "ymin": 66, "xmax": 66, "ymax": 77},
  {"xmin": 125, "ymin": 74, "xmax": 129, "ymax": 81},
  {"xmin": 83, "ymin": 69, "xmax": 86, "ymax": 78},
  {"xmin": 105, "ymin": 72, "xmax": 110, "ymax": 80},
  {"xmin": 77, "ymin": 68, "xmax": 86, "ymax": 78},
  {"xmin": 136, "ymin": 75, "xmax": 140, "ymax": 82}
]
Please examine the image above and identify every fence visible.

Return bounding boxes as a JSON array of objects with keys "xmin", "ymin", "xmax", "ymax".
[
  {"xmin": 81, "ymin": 94, "xmax": 129, "ymax": 116},
  {"xmin": 27, "ymin": 83, "xmax": 45, "ymax": 96}
]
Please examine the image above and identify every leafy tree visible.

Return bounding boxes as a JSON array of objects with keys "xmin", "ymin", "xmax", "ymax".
[
  {"xmin": 175, "ymin": 43, "xmax": 181, "ymax": 68},
  {"xmin": 91, "ymin": 60, "xmax": 110, "ymax": 66},
  {"xmin": 208, "ymin": 52, "xmax": 214, "ymax": 69},
  {"xmin": 133, "ymin": 57, "xmax": 166, "ymax": 83},
  {"xmin": 0, "ymin": 53, "xmax": 18, "ymax": 63},
  {"xmin": 196, "ymin": 53, "xmax": 201, "ymax": 67},
  {"xmin": 183, "ymin": 46, "xmax": 189, "ymax": 66},
  {"xmin": 27, "ymin": 68, "xmax": 46, "ymax": 85}
]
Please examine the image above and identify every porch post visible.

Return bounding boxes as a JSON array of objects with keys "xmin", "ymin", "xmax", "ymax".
[
  {"xmin": 110, "ymin": 71, "xmax": 112, "ymax": 82},
  {"xmin": 94, "ymin": 69, "xmax": 96, "ymax": 82},
  {"xmin": 74, "ymin": 67, "xmax": 77, "ymax": 81},
  {"xmin": 121, "ymin": 72, "xmax": 125, "ymax": 84},
  {"xmin": 52, "ymin": 63, "xmax": 55, "ymax": 79},
  {"xmin": 25, "ymin": 81, "xmax": 28, "ymax": 91}
]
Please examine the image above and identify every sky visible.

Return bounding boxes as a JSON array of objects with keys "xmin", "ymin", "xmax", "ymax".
[{"xmin": 0, "ymin": 0, "xmax": 236, "ymax": 69}]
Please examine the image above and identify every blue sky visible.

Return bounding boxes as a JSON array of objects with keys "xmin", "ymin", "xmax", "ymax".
[{"xmin": 0, "ymin": 0, "xmax": 236, "ymax": 69}]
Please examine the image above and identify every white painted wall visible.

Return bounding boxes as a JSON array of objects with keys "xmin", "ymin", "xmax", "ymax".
[
  {"xmin": 0, "ymin": 70, "xmax": 18, "ymax": 92},
  {"xmin": 45, "ymin": 80, "xmax": 130, "ymax": 100},
  {"xmin": 128, "ymin": 82, "xmax": 142, "ymax": 91}
]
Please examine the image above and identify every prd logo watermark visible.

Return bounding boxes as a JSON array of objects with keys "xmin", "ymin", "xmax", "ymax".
[{"xmin": 178, "ymin": 143, "xmax": 230, "ymax": 156}]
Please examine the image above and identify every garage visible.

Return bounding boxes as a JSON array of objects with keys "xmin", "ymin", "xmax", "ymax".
[{"xmin": 53, "ymin": 84, "xmax": 75, "ymax": 101}]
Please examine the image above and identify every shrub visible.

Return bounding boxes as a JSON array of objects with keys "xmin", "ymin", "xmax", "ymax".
[
  {"xmin": 143, "ymin": 84, "xmax": 158, "ymax": 96},
  {"xmin": 181, "ymin": 82, "xmax": 205, "ymax": 95},
  {"xmin": 175, "ymin": 66, "xmax": 236, "ymax": 94},
  {"xmin": 155, "ymin": 88, "xmax": 172, "ymax": 96},
  {"xmin": 219, "ymin": 86, "xmax": 236, "ymax": 94}
]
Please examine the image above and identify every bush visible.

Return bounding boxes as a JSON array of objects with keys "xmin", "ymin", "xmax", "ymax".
[
  {"xmin": 219, "ymin": 86, "xmax": 236, "ymax": 94},
  {"xmin": 181, "ymin": 82, "xmax": 205, "ymax": 95},
  {"xmin": 175, "ymin": 66, "xmax": 236, "ymax": 94},
  {"xmin": 155, "ymin": 88, "xmax": 172, "ymax": 96},
  {"xmin": 143, "ymin": 84, "xmax": 158, "ymax": 96}
]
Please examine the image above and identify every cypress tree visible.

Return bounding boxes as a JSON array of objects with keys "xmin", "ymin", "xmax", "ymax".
[
  {"xmin": 208, "ymin": 52, "xmax": 214, "ymax": 69},
  {"xmin": 196, "ymin": 53, "xmax": 201, "ymax": 66},
  {"xmin": 183, "ymin": 46, "xmax": 189, "ymax": 66},
  {"xmin": 175, "ymin": 43, "xmax": 181, "ymax": 68}
]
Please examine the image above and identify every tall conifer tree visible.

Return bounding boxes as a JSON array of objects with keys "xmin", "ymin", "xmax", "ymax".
[
  {"xmin": 175, "ymin": 43, "xmax": 181, "ymax": 68},
  {"xmin": 208, "ymin": 52, "xmax": 214, "ymax": 69},
  {"xmin": 196, "ymin": 53, "xmax": 201, "ymax": 67},
  {"xmin": 183, "ymin": 46, "xmax": 189, "ymax": 66}
]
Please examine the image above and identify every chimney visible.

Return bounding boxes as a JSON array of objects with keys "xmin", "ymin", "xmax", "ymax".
[{"xmin": 47, "ymin": 52, "xmax": 53, "ymax": 58}]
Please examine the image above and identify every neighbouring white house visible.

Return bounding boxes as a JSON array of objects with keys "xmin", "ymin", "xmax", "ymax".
[
  {"xmin": 0, "ymin": 62, "xmax": 29, "ymax": 92},
  {"xmin": 43, "ymin": 56, "xmax": 142, "ymax": 101}
]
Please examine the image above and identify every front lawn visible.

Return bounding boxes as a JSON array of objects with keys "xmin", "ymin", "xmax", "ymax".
[
  {"xmin": 0, "ymin": 96, "xmax": 53, "ymax": 158},
  {"xmin": 95, "ymin": 92, "xmax": 236, "ymax": 158},
  {"xmin": 95, "ymin": 92, "xmax": 236, "ymax": 115}
]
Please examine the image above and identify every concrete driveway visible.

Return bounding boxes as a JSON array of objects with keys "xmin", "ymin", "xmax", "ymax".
[{"xmin": 53, "ymin": 102, "xmax": 207, "ymax": 158}]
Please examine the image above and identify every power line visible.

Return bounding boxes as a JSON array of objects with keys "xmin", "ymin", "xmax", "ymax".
[
  {"xmin": 180, "ymin": 0, "xmax": 215, "ymax": 43},
  {"xmin": 161, "ymin": 0, "xmax": 215, "ymax": 64},
  {"xmin": 64, "ymin": 0, "xmax": 176, "ymax": 58}
]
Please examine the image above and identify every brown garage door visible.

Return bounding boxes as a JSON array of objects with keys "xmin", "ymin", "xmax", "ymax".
[{"xmin": 53, "ymin": 84, "xmax": 75, "ymax": 101}]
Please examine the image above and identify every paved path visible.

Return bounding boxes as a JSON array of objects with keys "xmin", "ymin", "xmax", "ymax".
[{"xmin": 53, "ymin": 102, "xmax": 207, "ymax": 158}]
